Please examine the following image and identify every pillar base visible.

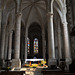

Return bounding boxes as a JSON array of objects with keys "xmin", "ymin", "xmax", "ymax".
[
  {"xmin": 11, "ymin": 59, "xmax": 21, "ymax": 70},
  {"xmin": 66, "ymin": 58, "xmax": 72, "ymax": 68},
  {"xmin": 0, "ymin": 59, "xmax": 5, "ymax": 69},
  {"xmin": 59, "ymin": 59, "xmax": 66, "ymax": 70},
  {"xmin": 59, "ymin": 59, "xmax": 65, "ymax": 65},
  {"xmin": 48, "ymin": 58, "xmax": 57, "ymax": 69}
]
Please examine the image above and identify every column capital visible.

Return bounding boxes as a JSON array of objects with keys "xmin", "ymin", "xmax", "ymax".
[
  {"xmin": 62, "ymin": 21, "xmax": 68, "ymax": 26},
  {"xmin": 8, "ymin": 30, "xmax": 13, "ymax": 35},
  {"xmin": 11, "ymin": 30, "xmax": 13, "ymax": 33},
  {"xmin": 16, "ymin": 13, "xmax": 22, "ymax": 17},
  {"xmin": 47, "ymin": 12, "xmax": 53, "ymax": 16}
]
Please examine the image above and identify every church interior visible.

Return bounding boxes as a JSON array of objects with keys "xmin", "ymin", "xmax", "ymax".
[{"xmin": 0, "ymin": 0, "xmax": 75, "ymax": 75}]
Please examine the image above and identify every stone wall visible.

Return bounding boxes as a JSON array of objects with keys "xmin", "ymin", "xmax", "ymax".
[{"xmin": 67, "ymin": 0, "xmax": 75, "ymax": 59}]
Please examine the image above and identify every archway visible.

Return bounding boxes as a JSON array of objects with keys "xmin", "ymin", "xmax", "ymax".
[
  {"xmin": 20, "ymin": 22, "xmax": 25, "ymax": 64},
  {"xmin": 28, "ymin": 22, "xmax": 42, "ymax": 59}
]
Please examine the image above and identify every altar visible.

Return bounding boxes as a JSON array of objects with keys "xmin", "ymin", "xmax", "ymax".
[
  {"xmin": 23, "ymin": 59, "xmax": 47, "ymax": 68},
  {"xmin": 25, "ymin": 59, "xmax": 44, "ymax": 63}
]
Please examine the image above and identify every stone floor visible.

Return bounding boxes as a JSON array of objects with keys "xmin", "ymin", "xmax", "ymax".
[
  {"xmin": 0, "ymin": 67, "xmax": 75, "ymax": 75},
  {"xmin": 18, "ymin": 67, "xmax": 75, "ymax": 75},
  {"xmin": 20, "ymin": 68, "xmax": 43, "ymax": 75}
]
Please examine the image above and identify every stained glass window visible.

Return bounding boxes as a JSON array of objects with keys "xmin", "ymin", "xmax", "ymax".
[
  {"xmin": 27, "ymin": 38, "xmax": 30, "ymax": 54},
  {"xmin": 34, "ymin": 38, "xmax": 38, "ymax": 53}
]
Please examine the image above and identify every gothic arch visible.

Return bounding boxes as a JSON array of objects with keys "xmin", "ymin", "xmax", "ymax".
[
  {"xmin": 53, "ymin": 2, "xmax": 62, "ymax": 22},
  {"xmin": 55, "ymin": 0, "xmax": 63, "ymax": 11},
  {"xmin": 6, "ymin": 13, "xmax": 13, "ymax": 32},
  {"xmin": 28, "ymin": 22, "xmax": 42, "ymax": 58},
  {"xmin": 50, "ymin": 0, "xmax": 65, "ymax": 24}
]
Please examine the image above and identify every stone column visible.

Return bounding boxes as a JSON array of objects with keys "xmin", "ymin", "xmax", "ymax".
[
  {"xmin": 12, "ymin": 0, "xmax": 22, "ymax": 68},
  {"xmin": 14, "ymin": 13, "xmax": 22, "ymax": 59},
  {"xmin": 14, "ymin": 0, "xmax": 22, "ymax": 59},
  {"xmin": 0, "ymin": 24, "xmax": 6, "ymax": 60},
  {"xmin": 57, "ymin": 21, "xmax": 62, "ymax": 60},
  {"xmin": 47, "ymin": 12, "xmax": 56, "ymax": 66},
  {"xmin": 0, "ymin": 0, "xmax": 1, "ymax": 39},
  {"xmin": 0, "ymin": 24, "xmax": 6, "ymax": 67},
  {"xmin": 25, "ymin": 29, "xmax": 28, "ymax": 62},
  {"xmin": 4, "ymin": 31, "xmax": 8, "ymax": 60},
  {"xmin": 42, "ymin": 29, "xmax": 46, "ymax": 59},
  {"xmin": 62, "ymin": 4, "xmax": 71, "ymax": 66},
  {"xmin": 0, "ymin": 0, "xmax": 2, "ymax": 60},
  {"xmin": 12, "ymin": 14, "xmax": 22, "ymax": 69},
  {"xmin": 8, "ymin": 31, "xmax": 13, "ymax": 60},
  {"xmin": 62, "ymin": 22, "xmax": 71, "ymax": 66}
]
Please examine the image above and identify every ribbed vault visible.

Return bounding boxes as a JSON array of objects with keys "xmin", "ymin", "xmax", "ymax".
[{"xmin": 22, "ymin": 0, "xmax": 46, "ymax": 27}]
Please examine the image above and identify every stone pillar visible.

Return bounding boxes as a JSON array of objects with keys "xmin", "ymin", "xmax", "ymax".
[
  {"xmin": 62, "ymin": 22, "xmax": 71, "ymax": 66},
  {"xmin": 25, "ymin": 29, "xmax": 28, "ymax": 62},
  {"xmin": 42, "ymin": 29, "xmax": 46, "ymax": 59},
  {"xmin": 57, "ymin": 21, "xmax": 62, "ymax": 60},
  {"xmin": 12, "ymin": 13, "xmax": 21, "ymax": 69},
  {"xmin": 0, "ymin": 24, "xmax": 6, "ymax": 67},
  {"xmin": 47, "ymin": 12, "xmax": 56, "ymax": 66},
  {"xmin": 0, "ymin": 2, "xmax": 4, "ymax": 60},
  {"xmin": 12, "ymin": 0, "xmax": 22, "ymax": 69},
  {"xmin": 8, "ymin": 31, "xmax": 13, "ymax": 60},
  {"xmin": 0, "ymin": 0, "xmax": 1, "ymax": 39},
  {"xmin": 62, "ymin": 4, "xmax": 71, "ymax": 67},
  {"xmin": 0, "ymin": 24, "xmax": 6, "ymax": 60},
  {"xmin": 4, "ymin": 32, "xmax": 8, "ymax": 60},
  {"xmin": 14, "ymin": 13, "xmax": 22, "ymax": 59}
]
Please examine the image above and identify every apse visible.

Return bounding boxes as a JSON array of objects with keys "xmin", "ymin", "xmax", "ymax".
[{"xmin": 28, "ymin": 22, "xmax": 42, "ymax": 58}]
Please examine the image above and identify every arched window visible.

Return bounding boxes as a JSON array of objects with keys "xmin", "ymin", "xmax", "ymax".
[
  {"xmin": 34, "ymin": 38, "xmax": 38, "ymax": 53},
  {"xmin": 27, "ymin": 38, "xmax": 30, "ymax": 54}
]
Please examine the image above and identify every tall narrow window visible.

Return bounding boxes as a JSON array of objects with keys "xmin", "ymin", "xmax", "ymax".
[
  {"xmin": 34, "ymin": 38, "xmax": 38, "ymax": 53},
  {"xmin": 27, "ymin": 38, "xmax": 30, "ymax": 54}
]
